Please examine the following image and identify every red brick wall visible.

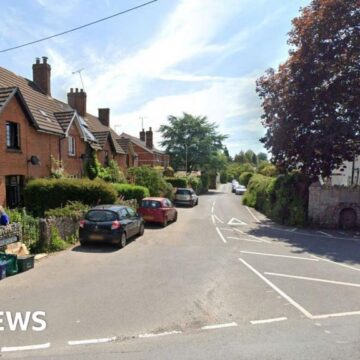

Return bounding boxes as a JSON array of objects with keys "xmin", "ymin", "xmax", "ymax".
[
  {"xmin": 0, "ymin": 96, "xmax": 59, "ymax": 205},
  {"xmin": 131, "ymin": 143, "xmax": 169, "ymax": 167}
]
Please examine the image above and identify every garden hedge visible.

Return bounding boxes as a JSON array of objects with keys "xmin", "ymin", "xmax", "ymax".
[
  {"xmin": 165, "ymin": 177, "xmax": 188, "ymax": 188},
  {"xmin": 113, "ymin": 183, "xmax": 150, "ymax": 204},
  {"xmin": 239, "ymin": 172, "xmax": 253, "ymax": 187},
  {"xmin": 24, "ymin": 178, "xmax": 117, "ymax": 216}
]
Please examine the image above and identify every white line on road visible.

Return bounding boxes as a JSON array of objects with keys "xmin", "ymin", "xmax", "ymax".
[
  {"xmin": 310, "ymin": 254, "xmax": 360, "ymax": 273},
  {"xmin": 238, "ymin": 258, "xmax": 314, "ymax": 319},
  {"xmin": 211, "ymin": 214, "xmax": 215, "ymax": 224},
  {"xmin": 290, "ymin": 228, "xmax": 298, "ymax": 232},
  {"xmin": 139, "ymin": 331, "xmax": 182, "ymax": 338},
  {"xmin": 233, "ymin": 229, "xmax": 271, "ymax": 243},
  {"xmin": 240, "ymin": 251, "xmax": 319, "ymax": 262},
  {"xmin": 1, "ymin": 343, "xmax": 51, "ymax": 353},
  {"xmin": 245, "ymin": 206, "xmax": 260, "ymax": 223},
  {"xmin": 228, "ymin": 217, "xmax": 247, "ymax": 226},
  {"xmin": 216, "ymin": 227, "xmax": 227, "ymax": 243},
  {"xmin": 250, "ymin": 317, "xmax": 287, "ymax": 325},
  {"xmin": 213, "ymin": 215, "xmax": 224, "ymax": 224},
  {"xmin": 201, "ymin": 322, "xmax": 238, "ymax": 330},
  {"xmin": 265, "ymin": 272, "xmax": 360, "ymax": 288},
  {"xmin": 227, "ymin": 236, "xmax": 263, "ymax": 243},
  {"xmin": 317, "ymin": 231, "xmax": 333, "ymax": 238},
  {"xmin": 68, "ymin": 337, "xmax": 117, "ymax": 346},
  {"xmin": 211, "ymin": 206, "xmax": 214, "ymax": 214},
  {"xmin": 312, "ymin": 311, "xmax": 360, "ymax": 320}
]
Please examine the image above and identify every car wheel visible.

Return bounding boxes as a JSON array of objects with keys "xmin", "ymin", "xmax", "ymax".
[
  {"xmin": 196, "ymin": 199, "xmax": 199, "ymax": 205},
  {"xmin": 118, "ymin": 232, "xmax": 127, "ymax": 248},
  {"xmin": 163, "ymin": 217, "xmax": 168, "ymax": 227},
  {"xmin": 139, "ymin": 223, "xmax": 145, "ymax": 236},
  {"xmin": 79, "ymin": 240, "xmax": 86, "ymax": 246},
  {"xmin": 173, "ymin": 212, "xmax": 178, "ymax": 222}
]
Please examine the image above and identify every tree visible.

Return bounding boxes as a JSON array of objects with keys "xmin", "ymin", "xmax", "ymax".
[
  {"xmin": 223, "ymin": 146, "xmax": 232, "ymax": 162},
  {"xmin": 257, "ymin": 152, "xmax": 268, "ymax": 163},
  {"xmin": 160, "ymin": 113, "xmax": 227, "ymax": 171},
  {"xmin": 234, "ymin": 150, "xmax": 246, "ymax": 164},
  {"xmin": 257, "ymin": 0, "xmax": 360, "ymax": 179}
]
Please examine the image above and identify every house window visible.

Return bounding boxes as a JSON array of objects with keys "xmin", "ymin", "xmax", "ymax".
[
  {"xmin": 68, "ymin": 136, "xmax": 76, "ymax": 156},
  {"xmin": 6, "ymin": 122, "xmax": 20, "ymax": 150},
  {"xmin": 104, "ymin": 151, "xmax": 109, "ymax": 166}
]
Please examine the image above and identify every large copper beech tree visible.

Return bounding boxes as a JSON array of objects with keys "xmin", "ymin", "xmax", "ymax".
[{"xmin": 257, "ymin": 0, "xmax": 360, "ymax": 180}]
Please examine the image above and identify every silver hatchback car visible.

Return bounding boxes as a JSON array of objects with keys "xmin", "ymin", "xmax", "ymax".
[{"xmin": 174, "ymin": 188, "xmax": 198, "ymax": 207}]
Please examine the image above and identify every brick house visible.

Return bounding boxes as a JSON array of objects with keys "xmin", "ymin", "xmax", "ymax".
[
  {"xmin": 0, "ymin": 57, "xmax": 126, "ymax": 207},
  {"xmin": 120, "ymin": 128, "xmax": 170, "ymax": 167}
]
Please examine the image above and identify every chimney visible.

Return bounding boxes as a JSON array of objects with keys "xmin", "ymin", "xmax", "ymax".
[
  {"xmin": 98, "ymin": 108, "xmax": 110, "ymax": 127},
  {"xmin": 67, "ymin": 88, "xmax": 87, "ymax": 117},
  {"xmin": 145, "ymin": 127, "xmax": 153, "ymax": 149},
  {"xmin": 139, "ymin": 128, "xmax": 146, "ymax": 142},
  {"xmin": 32, "ymin": 56, "xmax": 51, "ymax": 96}
]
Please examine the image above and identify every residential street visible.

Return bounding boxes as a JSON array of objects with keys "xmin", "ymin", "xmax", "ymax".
[{"xmin": 1, "ymin": 184, "xmax": 360, "ymax": 359}]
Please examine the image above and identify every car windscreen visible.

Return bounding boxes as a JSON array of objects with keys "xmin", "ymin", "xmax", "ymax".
[
  {"xmin": 176, "ymin": 189, "xmax": 190, "ymax": 195},
  {"xmin": 141, "ymin": 200, "xmax": 161, "ymax": 208},
  {"xmin": 85, "ymin": 210, "xmax": 117, "ymax": 222}
]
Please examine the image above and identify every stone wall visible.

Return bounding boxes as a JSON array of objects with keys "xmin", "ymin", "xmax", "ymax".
[{"xmin": 308, "ymin": 182, "xmax": 360, "ymax": 228}]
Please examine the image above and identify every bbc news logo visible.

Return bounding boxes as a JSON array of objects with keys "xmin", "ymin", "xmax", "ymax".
[{"xmin": 0, "ymin": 311, "xmax": 46, "ymax": 331}]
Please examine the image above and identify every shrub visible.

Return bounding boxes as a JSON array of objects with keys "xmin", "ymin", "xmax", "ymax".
[
  {"xmin": 200, "ymin": 172, "xmax": 210, "ymax": 193},
  {"xmin": 161, "ymin": 181, "xmax": 174, "ymax": 200},
  {"xmin": 98, "ymin": 160, "xmax": 127, "ymax": 183},
  {"xmin": 127, "ymin": 166, "xmax": 168, "ymax": 197},
  {"xmin": 187, "ymin": 176, "xmax": 202, "ymax": 194},
  {"xmin": 258, "ymin": 164, "xmax": 278, "ymax": 177},
  {"xmin": 24, "ymin": 178, "xmax": 117, "ymax": 216},
  {"xmin": 163, "ymin": 166, "xmax": 175, "ymax": 177},
  {"xmin": 239, "ymin": 172, "xmax": 253, "ymax": 187},
  {"xmin": 48, "ymin": 226, "xmax": 70, "ymax": 252},
  {"xmin": 220, "ymin": 171, "xmax": 228, "ymax": 184},
  {"xmin": 113, "ymin": 183, "xmax": 150, "ymax": 204},
  {"xmin": 243, "ymin": 174, "xmax": 274, "ymax": 211},
  {"xmin": 84, "ymin": 149, "xmax": 101, "ymax": 180},
  {"xmin": 165, "ymin": 177, "xmax": 187, "ymax": 188},
  {"xmin": 44, "ymin": 201, "xmax": 89, "ymax": 220}
]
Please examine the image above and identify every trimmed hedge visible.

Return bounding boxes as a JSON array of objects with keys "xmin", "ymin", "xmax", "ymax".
[
  {"xmin": 113, "ymin": 183, "xmax": 150, "ymax": 204},
  {"xmin": 24, "ymin": 178, "xmax": 117, "ymax": 216},
  {"xmin": 239, "ymin": 172, "xmax": 253, "ymax": 187},
  {"xmin": 243, "ymin": 173, "xmax": 309, "ymax": 226},
  {"xmin": 165, "ymin": 177, "xmax": 187, "ymax": 188}
]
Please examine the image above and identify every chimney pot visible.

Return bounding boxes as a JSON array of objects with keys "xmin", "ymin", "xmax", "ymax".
[
  {"xmin": 70, "ymin": 88, "xmax": 73, "ymax": 93},
  {"xmin": 42, "ymin": 56, "xmax": 48, "ymax": 64},
  {"xmin": 36, "ymin": 57, "xmax": 40, "ymax": 64},
  {"xmin": 68, "ymin": 88, "xmax": 87, "ymax": 116},
  {"xmin": 145, "ymin": 127, "xmax": 153, "ymax": 149},
  {"xmin": 80, "ymin": 89, "xmax": 83, "ymax": 93},
  {"xmin": 140, "ymin": 128, "xmax": 146, "ymax": 142},
  {"xmin": 75, "ymin": 88, "xmax": 79, "ymax": 93}
]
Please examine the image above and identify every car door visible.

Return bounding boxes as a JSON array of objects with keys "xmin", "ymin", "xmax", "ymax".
[
  {"xmin": 126, "ymin": 207, "xmax": 138, "ymax": 237},
  {"xmin": 118, "ymin": 208, "xmax": 131, "ymax": 236},
  {"xmin": 164, "ymin": 199, "xmax": 174, "ymax": 220}
]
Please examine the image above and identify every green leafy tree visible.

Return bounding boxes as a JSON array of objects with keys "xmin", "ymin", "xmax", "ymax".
[
  {"xmin": 160, "ymin": 113, "xmax": 227, "ymax": 171},
  {"xmin": 257, "ymin": 152, "xmax": 268, "ymax": 163},
  {"xmin": 257, "ymin": 0, "xmax": 360, "ymax": 179},
  {"xmin": 234, "ymin": 150, "xmax": 246, "ymax": 164}
]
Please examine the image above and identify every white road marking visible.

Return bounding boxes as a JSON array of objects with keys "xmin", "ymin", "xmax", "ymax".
[
  {"xmin": 201, "ymin": 322, "xmax": 238, "ymax": 330},
  {"xmin": 211, "ymin": 206, "xmax": 214, "ymax": 214},
  {"xmin": 233, "ymin": 229, "xmax": 271, "ymax": 243},
  {"xmin": 318, "ymin": 231, "xmax": 333, "ymax": 238},
  {"xmin": 213, "ymin": 201, "xmax": 216, "ymax": 207},
  {"xmin": 211, "ymin": 215, "xmax": 215, "ymax": 224},
  {"xmin": 68, "ymin": 337, "xmax": 117, "ymax": 346},
  {"xmin": 324, "ymin": 330, "xmax": 331, "ymax": 334},
  {"xmin": 227, "ymin": 217, "xmax": 247, "ymax": 226},
  {"xmin": 310, "ymin": 254, "xmax": 360, "ymax": 272},
  {"xmin": 238, "ymin": 258, "xmax": 313, "ymax": 319},
  {"xmin": 290, "ymin": 228, "xmax": 297, "ymax": 232},
  {"xmin": 216, "ymin": 227, "xmax": 227, "ymax": 243},
  {"xmin": 245, "ymin": 206, "xmax": 260, "ymax": 223},
  {"xmin": 139, "ymin": 331, "xmax": 182, "ymax": 338},
  {"xmin": 337, "ymin": 231, "xmax": 346, "ymax": 235},
  {"xmin": 1, "ymin": 343, "xmax": 51, "ymax": 353},
  {"xmin": 240, "ymin": 251, "xmax": 318, "ymax": 262},
  {"xmin": 213, "ymin": 215, "xmax": 224, "ymax": 224},
  {"xmin": 311, "ymin": 311, "xmax": 360, "ymax": 320},
  {"xmin": 227, "ymin": 236, "xmax": 263, "ymax": 243},
  {"xmin": 265, "ymin": 272, "xmax": 360, "ymax": 288},
  {"xmin": 250, "ymin": 317, "xmax": 287, "ymax": 325}
]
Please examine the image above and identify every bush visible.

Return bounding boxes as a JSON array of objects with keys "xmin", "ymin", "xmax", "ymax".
[
  {"xmin": 98, "ymin": 160, "xmax": 127, "ymax": 183},
  {"xmin": 127, "ymin": 166, "xmax": 168, "ymax": 197},
  {"xmin": 220, "ymin": 171, "xmax": 228, "ymax": 184},
  {"xmin": 257, "ymin": 164, "xmax": 278, "ymax": 177},
  {"xmin": 161, "ymin": 181, "xmax": 174, "ymax": 200},
  {"xmin": 113, "ymin": 183, "xmax": 150, "ymax": 204},
  {"xmin": 200, "ymin": 172, "xmax": 210, "ymax": 193},
  {"xmin": 24, "ymin": 178, "xmax": 117, "ymax": 216},
  {"xmin": 163, "ymin": 166, "xmax": 175, "ymax": 177},
  {"xmin": 243, "ymin": 173, "xmax": 309, "ymax": 227},
  {"xmin": 84, "ymin": 149, "xmax": 101, "ymax": 180},
  {"xmin": 165, "ymin": 177, "xmax": 187, "ymax": 188},
  {"xmin": 239, "ymin": 172, "xmax": 253, "ymax": 187},
  {"xmin": 187, "ymin": 176, "xmax": 202, "ymax": 194},
  {"xmin": 44, "ymin": 201, "xmax": 89, "ymax": 220}
]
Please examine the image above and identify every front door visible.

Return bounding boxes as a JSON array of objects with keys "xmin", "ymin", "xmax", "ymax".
[{"xmin": 5, "ymin": 175, "xmax": 24, "ymax": 208}]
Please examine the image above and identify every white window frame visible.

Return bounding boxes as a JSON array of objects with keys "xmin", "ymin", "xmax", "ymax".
[{"xmin": 68, "ymin": 136, "xmax": 76, "ymax": 156}]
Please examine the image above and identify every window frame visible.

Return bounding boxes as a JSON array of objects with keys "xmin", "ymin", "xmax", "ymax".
[
  {"xmin": 68, "ymin": 135, "xmax": 76, "ymax": 156},
  {"xmin": 6, "ymin": 121, "xmax": 21, "ymax": 150}
]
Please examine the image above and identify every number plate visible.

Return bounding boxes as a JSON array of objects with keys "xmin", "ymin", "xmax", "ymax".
[{"xmin": 90, "ymin": 234, "xmax": 103, "ymax": 240}]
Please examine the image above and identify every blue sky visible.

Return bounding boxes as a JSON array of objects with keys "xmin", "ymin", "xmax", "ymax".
[{"xmin": 0, "ymin": 0, "xmax": 310, "ymax": 156}]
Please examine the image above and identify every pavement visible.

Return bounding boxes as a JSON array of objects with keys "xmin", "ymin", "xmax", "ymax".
[{"xmin": 0, "ymin": 183, "xmax": 360, "ymax": 359}]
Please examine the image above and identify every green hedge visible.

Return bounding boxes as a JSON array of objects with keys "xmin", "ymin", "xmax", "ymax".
[
  {"xmin": 242, "ymin": 173, "xmax": 309, "ymax": 226},
  {"xmin": 187, "ymin": 176, "xmax": 202, "ymax": 194},
  {"xmin": 24, "ymin": 178, "xmax": 117, "ymax": 216},
  {"xmin": 113, "ymin": 183, "xmax": 150, "ymax": 204},
  {"xmin": 239, "ymin": 172, "xmax": 253, "ymax": 187},
  {"xmin": 165, "ymin": 177, "xmax": 188, "ymax": 188}
]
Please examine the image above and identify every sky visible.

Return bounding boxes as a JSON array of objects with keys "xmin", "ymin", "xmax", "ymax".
[{"xmin": 0, "ymin": 0, "xmax": 310, "ymax": 156}]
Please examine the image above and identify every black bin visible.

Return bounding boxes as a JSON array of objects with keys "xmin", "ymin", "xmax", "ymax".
[{"xmin": 17, "ymin": 255, "xmax": 35, "ymax": 273}]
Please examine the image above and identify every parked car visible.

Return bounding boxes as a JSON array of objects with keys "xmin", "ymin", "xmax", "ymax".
[
  {"xmin": 231, "ymin": 181, "xmax": 239, "ymax": 193},
  {"xmin": 138, "ymin": 197, "xmax": 177, "ymax": 227},
  {"xmin": 174, "ymin": 188, "xmax": 198, "ymax": 207},
  {"xmin": 235, "ymin": 185, "xmax": 247, "ymax": 195},
  {"xmin": 79, "ymin": 205, "xmax": 145, "ymax": 248}
]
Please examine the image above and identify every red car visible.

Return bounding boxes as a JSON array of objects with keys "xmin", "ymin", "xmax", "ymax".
[{"xmin": 138, "ymin": 197, "xmax": 178, "ymax": 227}]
